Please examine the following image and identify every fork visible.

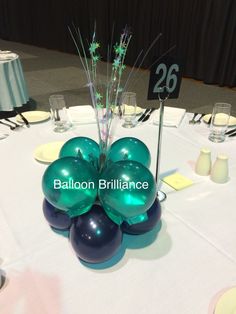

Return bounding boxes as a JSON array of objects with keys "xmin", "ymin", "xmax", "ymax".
[
  {"xmin": 194, "ymin": 113, "xmax": 205, "ymax": 124},
  {"xmin": 189, "ymin": 113, "xmax": 198, "ymax": 124},
  {"xmin": 4, "ymin": 118, "xmax": 23, "ymax": 128},
  {"xmin": 0, "ymin": 121, "xmax": 16, "ymax": 130}
]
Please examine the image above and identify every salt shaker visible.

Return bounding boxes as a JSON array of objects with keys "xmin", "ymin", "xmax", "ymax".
[
  {"xmin": 195, "ymin": 148, "xmax": 212, "ymax": 176},
  {"xmin": 210, "ymin": 154, "xmax": 229, "ymax": 183}
]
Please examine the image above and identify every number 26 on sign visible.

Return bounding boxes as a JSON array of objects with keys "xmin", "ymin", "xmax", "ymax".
[{"xmin": 148, "ymin": 56, "xmax": 183, "ymax": 100}]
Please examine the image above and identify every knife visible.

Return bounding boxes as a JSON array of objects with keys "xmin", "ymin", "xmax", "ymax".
[
  {"xmin": 228, "ymin": 131, "xmax": 236, "ymax": 137},
  {"xmin": 225, "ymin": 128, "xmax": 236, "ymax": 135},
  {"xmin": 15, "ymin": 110, "xmax": 30, "ymax": 128},
  {"xmin": 207, "ymin": 116, "xmax": 212, "ymax": 125},
  {"xmin": 137, "ymin": 108, "xmax": 151, "ymax": 122},
  {"xmin": 140, "ymin": 108, "xmax": 156, "ymax": 122}
]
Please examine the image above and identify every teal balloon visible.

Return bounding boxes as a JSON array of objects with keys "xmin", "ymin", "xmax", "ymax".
[
  {"xmin": 98, "ymin": 160, "xmax": 156, "ymax": 224},
  {"xmin": 59, "ymin": 137, "xmax": 100, "ymax": 169},
  {"xmin": 42, "ymin": 157, "xmax": 98, "ymax": 217},
  {"xmin": 107, "ymin": 137, "xmax": 151, "ymax": 168}
]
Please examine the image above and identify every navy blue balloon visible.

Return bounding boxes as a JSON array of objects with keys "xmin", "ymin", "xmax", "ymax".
[
  {"xmin": 43, "ymin": 199, "xmax": 73, "ymax": 230},
  {"xmin": 121, "ymin": 198, "xmax": 161, "ymax": 235},
  {"xmin": 70, "ymin": 204, "xmax": 123, "ymax": 263}
]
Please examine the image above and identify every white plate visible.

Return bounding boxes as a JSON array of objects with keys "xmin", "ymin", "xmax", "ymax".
[
  {"xmin": 214, "ymin": 287, "xmax": 236, "ymax": 314},
  {"xmin": 203, "ymin": 114, "xmax": 236, "ymax": 126},
  {"xmin": 113, "ymin": 105, "xmax": 144, "ymax": 115},
  {"xmin": 16, "ymin": 111, "xmax": 50, "ymax": 124},
  {"xmin": 34, "ymin": 141, "xmax": 65, "ymax": 163}
]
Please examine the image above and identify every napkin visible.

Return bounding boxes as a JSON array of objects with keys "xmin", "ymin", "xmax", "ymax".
[
  {"xmin": 152, "ymin": 106, "xmax": 186, "ymax": 127},
  {"xmin": 68, "ymin": 105, "xmax": 96, "ymax": 124},
  {"xmin": 162, "ymin": 172, "xmax": 193, "ymax": 190}
]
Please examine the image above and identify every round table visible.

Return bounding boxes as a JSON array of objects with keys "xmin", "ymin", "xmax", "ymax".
[{"xmin": 0, "ymin": 52, "xmax": 29, "ymax": 112}]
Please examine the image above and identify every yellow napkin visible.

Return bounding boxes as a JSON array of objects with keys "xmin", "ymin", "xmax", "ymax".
[{"xmin": 162, "ymin": 173, "xmax": 193, "ymax": 190}]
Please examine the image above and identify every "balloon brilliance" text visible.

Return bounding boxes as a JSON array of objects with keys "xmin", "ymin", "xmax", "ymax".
[{"xmin": 53, "ymin": 179, "xmax": 149, "ymax": 190}]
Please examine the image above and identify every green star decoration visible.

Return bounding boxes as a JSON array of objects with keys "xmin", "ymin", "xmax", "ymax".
[
  {"xmin": 89, "ymin": 42, "xmax": 100, "ymax": 54},
  {"xmin": 119, "ymin": 65, "xmax": 126, "ymax": 75},
  {"xmin": 113, "ymin": 58, "xmax": 121, "ymax": 69},
  {"xmin": 95, "ymin": 92, "xmax": 102, "ymax": 100},
  {"xmin": 93, "ymin": 55, "xmax": 100, "ymax": 62},
  {"xmin": 115, "ymin": 45, "xmax": 126, "ymax": 56},
  {"xmin": 96, "ymin": 102, "xmax": 103, "ymax": 109}
]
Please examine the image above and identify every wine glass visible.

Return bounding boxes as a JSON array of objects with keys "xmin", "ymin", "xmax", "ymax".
[
  {"xmin": 208, "ymin": 102, "xmax": 231, "ymax": 143},
  {"xmin": 121, "ymin": 92, "xmax": 137, "ymax": 128},
  {"xmin": 49, "ymin": 95, "xmax": 71, "ymax": 132}
]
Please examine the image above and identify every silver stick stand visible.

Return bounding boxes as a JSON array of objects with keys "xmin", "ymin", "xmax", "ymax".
[{"xmin": 155, "ymin": 88, "xmax": 170, "ymax": 202}]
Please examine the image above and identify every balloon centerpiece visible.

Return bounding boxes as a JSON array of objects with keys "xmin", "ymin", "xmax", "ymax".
[
  {"xmin": 42, "ymin": 136, "xmax": 161, "ymax": 264},
  {"xmin": 42, "ymin": 27, "xmax": 162, "ymax": 265}
]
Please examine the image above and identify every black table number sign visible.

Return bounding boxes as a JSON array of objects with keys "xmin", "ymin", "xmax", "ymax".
[{"xmin": 148, "ymin": 56, "xmax": 183, "ymax": 100}]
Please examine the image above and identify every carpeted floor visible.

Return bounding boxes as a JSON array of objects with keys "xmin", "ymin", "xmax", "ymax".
[{"xmin": 1, "ymin": 39, "xmax": 235, "ymax": 115}]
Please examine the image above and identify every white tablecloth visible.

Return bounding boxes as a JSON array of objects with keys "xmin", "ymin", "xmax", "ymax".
[
  {"xmin": 0, "ymin": 54, "xmax": 29, "ymax": 111},
  {"xmin": 0, "ymin": 114, "xmax": 236, "ymax": 314}
]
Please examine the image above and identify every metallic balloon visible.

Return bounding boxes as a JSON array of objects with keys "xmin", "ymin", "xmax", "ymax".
[
  {"xmin": 122, "ymin": 198, "xmax": 161, "ymax": 234},
  {"xmin": 70, "ymin": 204, "xmax": 123, "ymax": 263},
  {"xmin": 98, "ymin": 160, "xmax": 157, "ymax": 224},
  {"xmin": 42, "ymin": 198, "xmax": 73, "ymax": 230},
  {"xmin": 42, "ymin": 157, "xmax": 98, "ymax": 217},
  {"xmin": 107, "ymin": 137, "xmax": 151, "ymax": 168},
  {"xmin": 59, "ymin": 137, "xmax": 100, "ymax": 169}
]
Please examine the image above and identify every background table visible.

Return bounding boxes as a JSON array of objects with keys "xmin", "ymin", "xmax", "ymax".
[
  {"xmin": 0, "ymin": 115, "xmax": 236, "ymax": 314},
  {"xmin": 0, "ymin": 54, "xmax": 29, "ymax": 111}
]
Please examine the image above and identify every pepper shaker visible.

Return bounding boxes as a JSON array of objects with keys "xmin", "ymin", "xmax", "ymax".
[
  {"xmin": 195, "ymin": 148, "xmax": 212, "ymax": 176},
  {"xmin": 210, "ymin": 154, "xmax": 229, "ymax": 183}
]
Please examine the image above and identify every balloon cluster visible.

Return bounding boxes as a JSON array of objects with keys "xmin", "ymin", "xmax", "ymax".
[{"xmin": 42, "ymin": 137, "xmax": 161, "ymax": 264}]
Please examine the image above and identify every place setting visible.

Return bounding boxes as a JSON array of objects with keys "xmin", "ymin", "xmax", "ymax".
[
  {"xmin": 2, "ymin": 118, "xmax": 24, "ymax": 129},
  {"xmin": 0, "ymin": 116, "xmax": 25, "ymax": 139},
  {"xmin": 33, "ymin": 94, "xmax": 97, "ymax": 164},
  {"xmin": 188, "ymin": 112, "xmax": 205, "ymax": 124},
  {"xmin": 185, "ymin": 103, "xmax": 236, "ymax": 146},
  {"xmin": 206, "ymin": 103, "xmax": 236, "ymax": 143},
  {"xmin": 0, "ymin": 108, "xmax": 51, "ymax": 140},
  {"xmin": 15, "ymin": 110, "xmax": 50, "ymax": 124},
  {"xmin": 116, "ymin": 91, "xmax": 186, "ymax": 129},
  {"xmin": 33, "ymin": 141, "xmax": 65, "ymax": 164},
  {"xmin": 32, "ymin": 91, "xmax": 150, "ymax": 165}
]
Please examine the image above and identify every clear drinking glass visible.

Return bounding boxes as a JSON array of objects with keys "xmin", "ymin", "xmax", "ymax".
[
  {"xmin": 208, "ymin": 103, "xmax": 231, "ymax": 143},
  {"xmin": 49, "ymin": 95, "xmax": 71, "ymax": 132},
  {"xmin": 121, "ymin": 92, "xmax": 137, "ymax": 128}
]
